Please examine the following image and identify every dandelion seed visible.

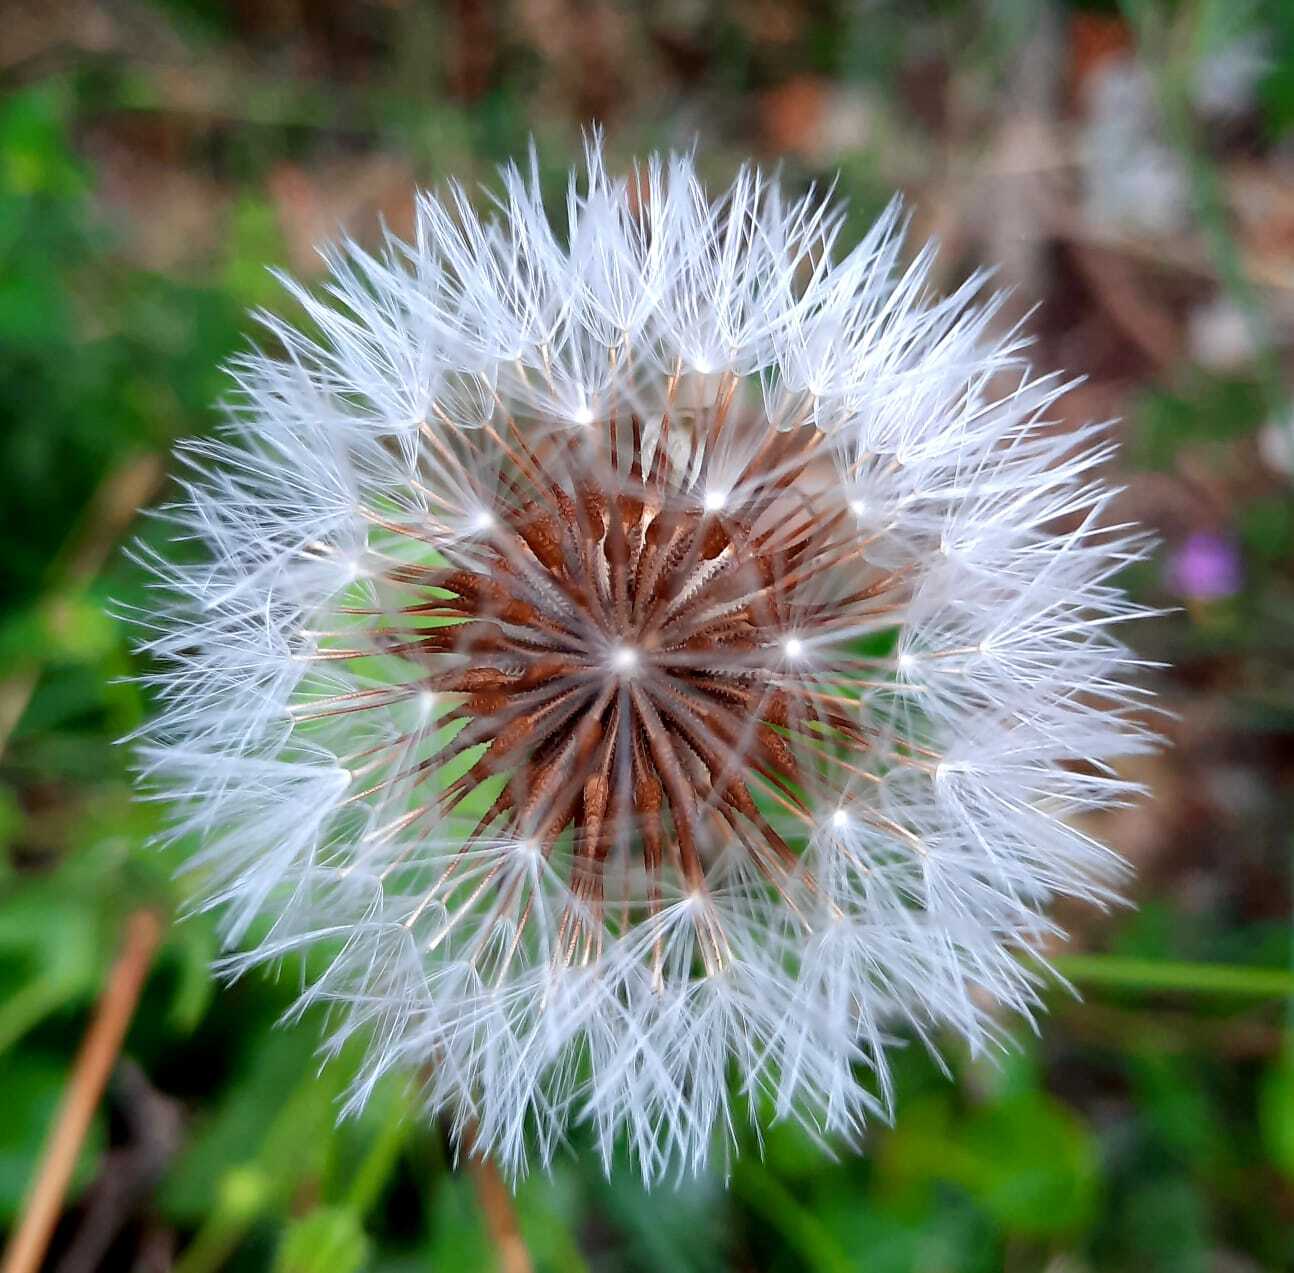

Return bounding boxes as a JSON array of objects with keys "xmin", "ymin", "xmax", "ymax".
[{"xmin": 132, "ymin": 139, "xmax": 1154, "ymax": 1184}]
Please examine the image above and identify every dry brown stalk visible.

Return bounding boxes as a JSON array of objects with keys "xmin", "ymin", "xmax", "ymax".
[
  {"xmin": 2, "ymin": 909, "xmax": 163, "ymax": 1273},
  {"xmin": 462, "ymin": 1124, "xmax": 534, "ymax": 1273}
]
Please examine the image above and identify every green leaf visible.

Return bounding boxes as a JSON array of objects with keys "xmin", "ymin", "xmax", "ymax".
[
  {"xmin": 591, "ymin": 1162, "xmax": 727, "ymax": 1273},
  {"xmin": 0, "ymin": 890, "xmax": 102, "ymax": 1052},
  {"xmin": 275, "ymin": 1207, "xmax": 371, "ymax": 1273},
  {"xmin": 220, "ymin": 196, "xmax": 284, "ymax": 310},
  {"xmin": 1240, "ymin": 496, "xmax": 1294, "ymax": 564},
  {"xmin": 1116, "ymin": 1174, "xmax": 1210, "ymax": 1271},
  {"xmin": 812, "ymin": 1187, "xmax": 1001, "ymax": 1273},
  {"xmin": 1131, "ymin": 374, "xmax": 1266, "ymax": 470},
  {"xmin": 1259, "ymin": 1055, "xmax": 1294, "ymax": 1179},
  {"xmin": 513, "ymin": 1166, "xmax": 589, "ymax": 1272},
  {"xmin": 158, "ymin": 920, "xmax": 219, "ymax": 1034},
  {"xmin": 0, "ymin": 787, "xmax": 23, "ymax": 854},
  {"xmin": 423, "ymin": 1175, "xmax": 494, "ymax": 1271},
  {"xmin": 1130, "ymin": 1054, "xmax": 1223, "ymax": 1167},
  {"xmin": 1260, "ymin": 5, "xmax": 1294, "ymax": 138},
  {"xmin": 0, "ymin": 1055, "xmax": 105, "ymax": 1219},
  {"xmin": 954, "ymin": 1091, "xmax": 1099, "ymax": 1237},
  {"xmin": 731, "ymin": 1156, "xmax": 852, "ymax": 1273},
  {"xmin": 157, "ymin": 1023, "xmax": 332, "ymax": 1221},
  {"xmin": 0, "ymin": 84, "xmax": 83, "ymax": 199},
  {"xmin": 39, "ymin": 593, "xmax": 121, "ymax": 664},
  {"xmin": 760, "ymin": 1116, "xmax": 831, "ymax": 1180}
]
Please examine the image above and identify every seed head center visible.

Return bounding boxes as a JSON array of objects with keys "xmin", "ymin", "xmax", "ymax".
[
  {"xmin": 610, "ymin": 645, "xmax": 641, "ymax": 676},
  {"xmin": 379, "ymin": 415, "xmax": 886, "ymax": 904}
]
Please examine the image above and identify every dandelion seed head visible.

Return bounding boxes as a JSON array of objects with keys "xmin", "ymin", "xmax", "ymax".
[{"xmin": 134, "ymin": 138, "xmax": 1154, "ymax": 1184}]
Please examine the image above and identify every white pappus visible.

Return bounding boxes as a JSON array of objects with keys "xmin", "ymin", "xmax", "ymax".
[{"xmin": 129, "ymin": 138, "xmax": 1155, "ymax": 1184}]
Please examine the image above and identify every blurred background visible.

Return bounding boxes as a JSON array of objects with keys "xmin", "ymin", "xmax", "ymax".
[{"xmin": 3, "ymin": 1, "xmax": 1294, "ymax": 1269}]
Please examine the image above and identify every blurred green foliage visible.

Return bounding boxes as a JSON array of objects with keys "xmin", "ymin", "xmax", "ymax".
[{"xmin": 1, "ymin": 0, "xmax": 1293, "ymax": 1269}]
